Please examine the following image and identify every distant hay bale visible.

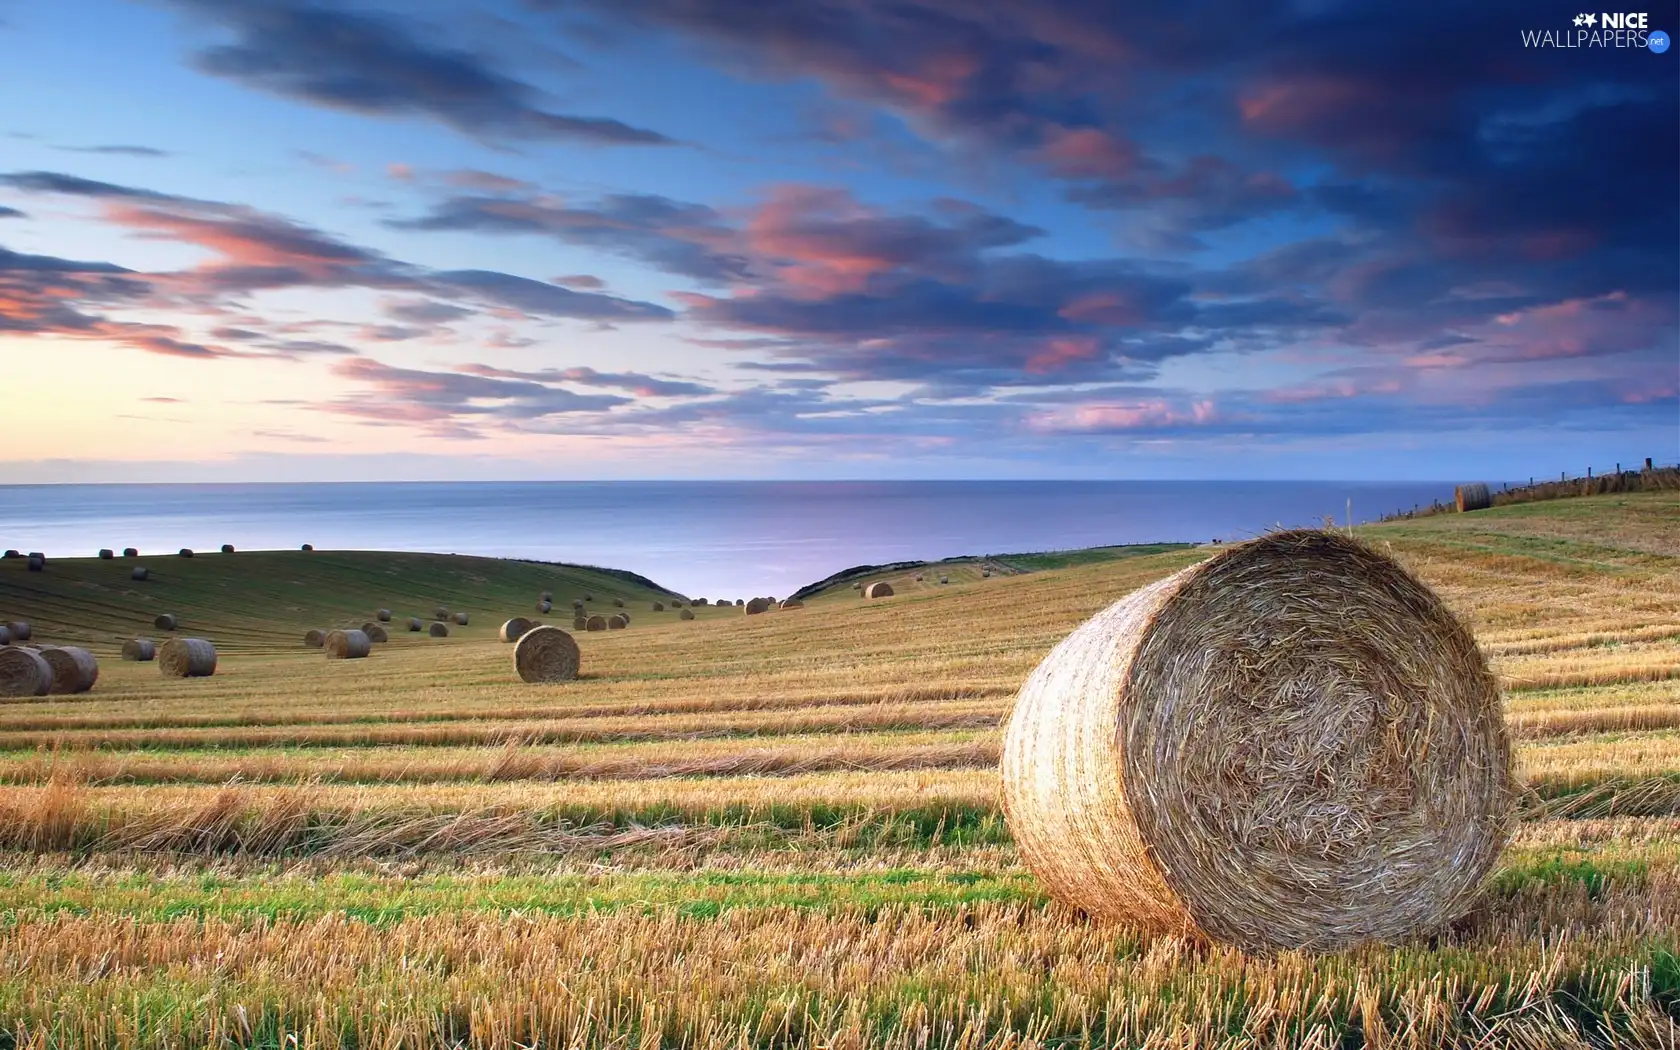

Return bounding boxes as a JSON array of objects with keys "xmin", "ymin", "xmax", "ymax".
[
  {"xmin": 123, "ymin": 548, "xmax": 138, "ymax": 558},
  {"xmin": 852, "ymin": 582, "xmax": 863, "ymax": 590},
  {"xmin": 1455, "ymin": 483, "xmax": 1492, "ymax": 513},
  {"xmin": 613, "ymin": 598, "xmax": 625, "ymax": 608},
  {"xmin": 98, "ymin": 549, "xmax": 114, "ymax": 560},
  {"xmin": 982, "ymin": 570, "xmax": 991, "ymax": 578},
  {"xmin": 1000, "ymin": 529, "xmax": 1513, "ymax": 953},
  {"xmin": 679, "ymin": 608, "xmax": 695, "ymax": 620},
  {"xmin": 434, "ymin": 607, "xmax": 450, "ymax": 621},
  {"xmin": 540, "ymin": 591, "xmax": 553, "ymax": 603},
  {"xmin": 0, "ymin": 550, "xmax": 16, "ymax": 559},
  {"xmin": 121, "ymin": 638, "xmax": 155, "ymax": 662},
  {"xmin": 572, "ymin": 616, "xmax": 588, "ymax": 631},
  {"xmin": 693, "ymin": 598, "xmax": 708, "ymax": 606},
  {"xmin": 154, "ymin": 613, "xmax": 178, "ymax": 632},
  {"xmin": 939, "ymin": 576, "xmax": 949, "ymax": 585},
  {"xmin": 0, "ymin": 646, "xmax": 52, "ymax": 697},
  {"xmin": 158, "ymin": 638, "xmax": 217, "ymax": 678},
  {"xmin": 221, "ymin": 544, "xmax": 235, "ymax": 554},
  {"xmin": 778, "ymin": 599, "xmax": 804, "ymax": 610},
  {"xmin": 453, "ymin": 612, "xmax": 468, "ymax": 626},
  {"xmin": 864, "ymin": 582, "xmax": 894, "ymax": 598},
  {"xmin": 26, "ymin": 554, "xmax": 43, "ymax": 572},
  {"xmin": 670, "ymin": 600, "xmax": 683, "ymax": 609},
  {"xmin": 304, "ymin": 629, "xmax": 326, "ymax": 648},
  {"xmin": 915, "ymin": 574, "xmax": 924, "ymax": 581},
  {"xmin": 376, "ymin": 609, "xmax": 392, "ymax": 622},
  {"xmin": 131, "ymin": 567, "xmax": 150, "ymax": 582},
  {"xmin": 0, "ymin": 626, "xmax": 8, "ymax": 645},
  {"xmin": 407, "ymin": 617, "xmax": 423, "ymax": 632},
  {"xmin": 324, "ymin": 629, "xmax": 372, "ymax": 659},
  {"xmin": 499, "ymin": 618, "xmax": 534, "ymax": 643},
  {"xmin": 572, "ymin": 599, "xmax": 584, "ymax": 610},
  {"xmin": 363, "ymin": 624, "xmax": 389, "ymax": 643},
  {"xmin": 301, "ymin": 544, "xmax": 313, "ymax": 552},
  {"xmin": 744, "ymin": 597, "xmax": 772, "ymax": 615},
  {"xmin": 6, "ymin": 622, "xmax": 30, "ymax": 642},
  {"xmin": 585, "ymin": 615, "xmax": 607, "ymax": 632},
  {"xmin": 42, "ymin": 646, "xmax": 99, "ymax": 694},
  {"xmin": 651, "ymin": 602, "xmax": 664, "ymax": 612},
  {"xmin": 607, "ymin": 614, "xmax": 628, "ymax": 630},
  {"xmin": 514, "ymin": 625, "xmax": 581, "ymax": 684},
  {"xmin": 178, "ymin": 548, "xmax": 193, "ymax": 558},
  {"xmin": 429, "ymin": 622, "xmax": 449, "ymax": 638},
  {"xmin": 583, "ymin": 594, "xmax": 594, "ymax": 602},
  {"xmin": 537, "ymin": 600, "xmax": 552, "ymax": 614},
  {"xmin": 734, "ymin": 599, "xmax": 744, "ymax": 607}
]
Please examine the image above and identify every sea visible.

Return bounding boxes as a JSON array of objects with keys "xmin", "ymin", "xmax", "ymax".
[{"xmin": 0, "ymin": 481, "xmax": 1455, "ymax": 598}]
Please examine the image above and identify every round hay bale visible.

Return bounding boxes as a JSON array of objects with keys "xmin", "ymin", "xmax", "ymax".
[
  {"xmin": 499, "ymin": 618, "xmax": 534, "ymax": 643},
  {"xmin": 693, "ymin": 598, "xmax": 708, "ymax": 606},
  {"xmin": 585, "ymin": 615, "xmax": 607, "ymax": 632},
  {"xmin": 537, "ymin": 600, "xmax": 552, "ymax": 614},
  {"xmin": 651, "ymin": 601, "xmax": 664, "ymax": 612},
  {"xmin": 429, "ymin": 622, "xmax": 449, "ymax": 638},
  {"xmin": 42, "ymin": 646, "xmax": 98, "ymax": 694},
  {"xmin": 864, "ymin": 582, "xmax": 894, "ymax": 598},
  {"xmin": 583, "ymin": 594, "xmax": 594, "ymax": 602},
  {"xmin": 613, "ymin": 598, "xmax": 625, "ymax": 608},
  {"xmin": 123, "ymin": 548, "xmax": 138, "ymax": 558},
  {"xmin": 670, "ymin": 600, "xmax": 683, "ymax": 609},
  {"xmin": 121, "ymin": 638, "xmax": 155, "ymax": 662},
  {"xmin": 154, "ymin": 613, "xmax": 178, "ymax": 632},
  {"xmin": 301, "ymin": 544, "xmax": 314, "ymax": 552},
  {"xmin": 178, "ymin": 548, "xmax": 194, "ymax": 558},
  {"xmin": 0, "ymin": 550, "xmax": 16, "ymax": 559},
  {"xmin": 304, "ymin": 629, "xmax": 326, "ymax": 648},
  {"xmin": 0, "ymin": 646, "xmax": 52, "ymax": 697},
  {"xmin": 407, "ymin": 617, "xmax": 423, "ymax": 632},
  {"xmin": 744, "ymin": 597, "xmax": 772, "ymax": 615},
  {"xmin": 915, "ymin": 574, "xmax": 924, "ymax": 582},
  {"xmin": 364, "ymin": 623, "xmax": 389, "ymax": 643},
  {"xmin": 1000, "ymin": 529, "xmax": 1513, "ymax": 953},
  {"xmin": 26, "ymin": 554, "xmax": 44, "ymax": 572},
  {"xmin": 679, "ymin": 608, "xmax": 695, "ymax": 621},
  {"xmin": 572, "ymin": 599, "xmax": 584, "ymax": 610},
  {"xmin": 514, "ymin": 625, "xmax": 581, "ymax": 683},
  {"xmin": 734, "ymin": 599, "xmax": 744, "ymax": 607},
  {"xmin": 453, "ymin": 612, "xmax": 468, "ymax": 626},
  {"xmin": 324, "ymin": 629, "xmax": 371, "ymax": 659},
  {"xmin": 376, "ymin": 609, "xmax": 392, "ymax": 622},
  {"xmin": 433, "ymin": 606, "xmax": 450, "ymax": 621},
  {"xmin": 572, "ymin": 616, "xmax": 588, "ymax": 631},
  {"xmin": 0, "ymin": 626, "xmax": 8, "ymax": 645},
  {"xmin": 158, "ymin": 638, "xmax": 217, "ymax": 678},
  {"xmin": 131, "ymin": 567, "xmax": 150, "ymax": 582},
  {"xmin": 540, "ymin": 591, "xmax": 553, "ymax": 603},
  {"xmin": 221, "ymin": 544, "xmax": 235, "ymax": 554},
  {"xmin": 778, "ymin": 599, "xmax": 805, "ymax": 610},
  {"xmin": 98, "ymin": 548, "xmax": 114, "ymax": 560},
  {"xmin": 939, "ymin": 576, "xmax": 949, "ymax": 585},
  {"xmin": 607, "ymin": 614, "xmax": 628, "ymax": 630},
  {"xmin": 6, "ymin": 622, "xmax": 30, "ymax": 642},
  {"xmin": 1455, "ymin": 483, "xmax": 1491, "ymax": 513},
  {"xmin": 852, "ymin": 582, "xmax": 863, "ymax": 590}
]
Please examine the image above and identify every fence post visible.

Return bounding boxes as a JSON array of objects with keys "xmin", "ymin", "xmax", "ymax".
[
  {"xmin": 1647, "ymin": 457, "xmax": 1655, "ymax": 471},
  {"xmin": 1588, "ymin": 466, "xmax": 1593, "ymax": 479}
]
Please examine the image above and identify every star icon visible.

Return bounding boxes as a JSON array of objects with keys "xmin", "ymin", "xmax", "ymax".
[
  {"xmin": 1574, "ymin": 13, "xmax": 1586, "ymax": 25},
  {"xmin": 1584, "ymin": 12, "xmax": 1598, "ymax": 25}
]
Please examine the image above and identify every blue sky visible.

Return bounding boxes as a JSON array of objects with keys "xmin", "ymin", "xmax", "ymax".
[{"xmin": 0, "ymin": 0, "xmax": 1675, "ymax": 481}]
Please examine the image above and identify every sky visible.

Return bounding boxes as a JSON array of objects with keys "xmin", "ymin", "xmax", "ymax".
[{"xmin": 0, "ymin": 0, "xmax": 1675, "ymax": 482}]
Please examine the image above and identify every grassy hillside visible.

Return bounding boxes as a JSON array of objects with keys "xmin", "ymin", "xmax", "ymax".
[
  {"xmin": 792, "ymin": 541, "xmax": 1194, "ymax": 601},
  {"xmin": 0, "ymin": 492, "xmax": 1676, "ymax": 1046}
]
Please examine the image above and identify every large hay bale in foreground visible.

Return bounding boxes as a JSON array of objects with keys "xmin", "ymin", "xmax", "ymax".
[
  {"xmin": 744, "ymin": 597, "xmax": 772, "ymax": 615},
  {"xmin": 607, "ymin": 614, "xmax": 628, "ymax": 630},
  {"xmin": 0, "ymin": 646, "xmax": 52, "ymax": 697},
  {"xmin": 158, "ymin": 638, "xmax": 216, "ymax": 678},
  {"xmin": 1001, "ymin": 530, "xmax": 1513, "ymax": 954},
  {"xmin": 499, "ymin": 618, "xmax": 534, "ymax": 643},
  {"xmin": 514, "ymin": 625, "xmax": 581, "ymax": 684},
  {"xmin": 131, "ymin": 567, "xmax": 150, "ymax": 582},
  {"xmin": 6, "ymin": 622, "xmax": 30, "ymax": 642},
  {"xmin": 1455, "ymin": 482, "xmax": 1491, "ymax": 513},
  {"xmin": 304, "ymin": 629, "xmax": 326, "ymax": 648},
  {"xmin": 42, "ymin": 646, "xmax": 98, "ymax": 694},
  {"xmin": 325, "ymin": 629, "xmax": 372, "ymax": 659},
  {"xmin": 154, "ymin": 614, "xmax": 178, "ymax": 631},
  {"xmin": 864, "ymin": 582, "xmax": 894, "ymax": 598},
  {"xmin": 679, "ymin": 608, "xmax": 695, "ymax": 620},
  {"xmin": 376, "ymin": 609, "xmax": 392, "ymax": 622},
  {"xmin": 585, "ymin": 615, "xmax": 607, "ymax": 632},
  {"xmin": 121, "ymin": 638, "xmax": 155, "ymax": 662},
  {"xmin": 429, "ymin": 622, "xmax": 449, "ymax": 638}
]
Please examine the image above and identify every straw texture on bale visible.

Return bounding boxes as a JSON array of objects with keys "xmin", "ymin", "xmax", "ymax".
[
  {"xmin": 376, "ymin": 609, "xmax": 392, "ymax": 622},
  {"xmin": 42, "ymin": 646, "xmax": 98, "ymax": 694},
  {"xmin": 121, "ymin": 638, "xmax": 155, "ymax": 662},
  {"xmin": 607, "ymin": 614, "xmax": 628, "ymax": 630},
  {"xmin": 744, "ymin": 597, "xmax": 772, "ymax": 615},
  {"xmin": 513, "ymin": 625, "xmax": 581, "ymax": 684},
  {"xmin": 1455, "ymin": 482, "xmax": 1492, "ymax": 513},
  {"xmin": 429, "ymin": 622, "xmax": 449, "ymax": 637},
  {"xmin": 1000, "ymin": 529, "xmax": 1514, "ymax": 954},
  {"xmin": 26, "ymin": 555, "xmax": 43, "ymax": 572},
  {"xmin": 651, "ymin": 601, "xmax": 664, "ymax": 612},
  {"xmin": 158, "ymin": 638, "xmax": 216, "ymax": 678},
  {"xmin": 679, "ymin": 608, "xmax": 695, "ymax": 620},
  {"xmin": 864, "ymin": 582, "xmax": 894, "ymax": 598},
  {"xmin": 499, "ymin": 618, "xmax": 534, "ymax": 643},
  {"xmin": 304, "ymin": 629, "xmax": 326, "ymax": 648},
  {"xmin": 123, "ymin": 548, "xmax": 138, "ymax": 558},
  {"xmin": 0, "ymin": 627, "xmax": 8, "ymax": 645},
  {"xmin": 324, "ymin": 629, "xmax": 372, "ymax": 659},
  {"xmin": 453, "ymin": 612, "xmax": 468, "ymax": 626},
  {"xmin": 0, "ymin": 647, "xmax": 52, "ymax": 698},
  {"xmin": 98, "ymin": 548, "xmax": 114, "ymax": 560},
  {"xmin": 537, "ymin": 600, "xmax": 552, "ymax": 614},
  {"xmin": 6, "ymin": 622, "xmax": 30, "ymax": 642},
  {"xmin": 220, "ymin": 544, "xmax": 235, "ymax": 554},
  {"xmin": 178, "ymin": 548, "xmax": 193, "ymax": 558},
  {"xmin": 407, "ymin": 618, "xmax": 423, "ymax": 632},
  {"xmin": 778, "ymin": 598, "xmax": 804, "ymax": 610},
  {"xmin": 131, "ymin": 567, "xmax": 149, "ymax": 581},
  {"xmin": 584, "ymin": 615, "xmax": 607, "ymax": 632},
  {"xmin": 154, "ymin": 614, "xmax": 177, "ymax": 631},
  {"xmin": 363, "ymin": 623, "xmax": 389, "ymax": 643}
]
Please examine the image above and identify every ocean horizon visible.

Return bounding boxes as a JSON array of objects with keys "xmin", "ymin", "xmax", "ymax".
[{"xmin": 0, "ymin": 480, "xmax": 1459, "ymax": 598}]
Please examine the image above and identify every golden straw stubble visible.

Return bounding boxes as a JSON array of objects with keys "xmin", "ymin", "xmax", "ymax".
[
  {"xmin": 513, "ymin": 625, "xmax": 582, "ymax": 684},
  {"xmin": 1000, "ymin": 529, "xmax": 1515, "ymax": 954}
]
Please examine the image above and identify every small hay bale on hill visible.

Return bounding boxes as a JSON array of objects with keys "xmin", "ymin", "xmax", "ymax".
[
  {"xmin": 1455, "ymin": 483, "xmax": 1491, "ymax": 513},
  {"xmin": 572, "ymin": 599, "xmax": 585, "ymax": 610},
  {"xmin": 734, "ymin": 599, "xmax": 744, "ymax": 607},
  {"xmin": 500, "ymin": 618, "xmax": 534, "ymax": 643},
  {"xmin": 131, "ymin": 567, "xmax": 150, "ymax": 582},
  {"xmin": 301, "ymin": 544, "xmax": 313, "ymax": 552},
  {"xmin": 453, "ymin": 612, "xmax": 468, "ymax": 626},
  {"xmin": 778, "ymin": 599, "xmax": 804, "ymax": 610},
  {"xmin": 26, "ymin": 554, "xmax": 43, "ymax": 572},
  {"xmin": 537, "ymin": 600, "xmax": 552, "ymax": 614},
  {"xmin": 651, "ymin": 602, "xmax": 664, "ymax": 612},
  {"xmin": 7, "ymin": 622, "xmax": 30, "ymax": 642},
  {"xmin": 324, "ymin": 629, "xmax": 372, "ymax": 659},
  {"xmin": 540, "ymin": 591, "xmax": 553, "ymax": 603},
  {"xmin": 0, "ymin": 646, "xmax": 52, "ymax": 697},
  {"xmin": 864, "ymin": 582, "xmax": 894, "ymax": 598},
  {"xmin": 434, "ymin": 606, "xmax": 450, "ymax": 621},
  {"xmin": 221, "ymin": 544, "xmax": 235, "ymax": 554},
  {"xmin": 0, "ymin": 550, "xmax": 16, "ymax": 559},
  {"xmin": 915, "ymin": 574, "xmax": 924, "ymax": 581},
  {"xmin": 573, "ymin": 616, "xmax": 588, "ymax": 631},
  {"xmin": 178, "ymin": 548, "xmax": 194, "ymax": 558},
  {"xmin": 121, "ymin": 638, "xmax": 155, "ymax": 662},
  {"xmin": 376, "ymin": 609, "xmax": 392, "ymax": 622},
  {"xmin": 407, "ymin": 618, "xmax": 423, "ymax": 632},
  {"xmin": 613, "ymin": 598, "xmax": 625, "ymax": 608},
  {"xmin": 999, "ymin": 529, "xmax": 1513, "ymax": 954},
  {"xmin": 585, "ymin": 615, "xmax": 607, "ymax": 632},
  {"xmin": 98, "ymin": 549, "xmax": 114, "ymax": 560},
  {"xmin": 363, "ymin": 623, "xmax": 389, "ymax": 643},
  {"xmin": 304, "ymin": 629, "xmax": 326, "ymax": 648},
  {"xmin": 852, "ymin": 582, "xmax": 862, "ymax": 590},
  {"xmin": 159, "ymin": 638, "xmax": 217, "ymax": 678},
  {"xmin": 514, "ymin": 625, "xmax": 581, "ymax": 684},
  {"xmin": 939, "ymin": 576, "xmax": 949, "ymax": 585},
  {"xmin": 607, "ymin": 614, "xmax": 628, "ymax": 630},
  {"xmin": 693, "ymin": 598, "xmax": 708, "ymax": 606},
  {"xmin": 679, "ymin": 608, "xmax": 695, "ymax": 621},
  {"xmin": 429, "ymin": 622, "xmax": 449, "ymax": 638},
  {"xmin": 154, "ymin": 614, "xmax": 178, "ymax": 631},
  {"xmin": 123, "ymin": 548, "xmax": 138, "ymax": 558},
  {"xmin": 583, "ymin": 594, "xmax": 594, "ymax": 602},
  {"xmin": 744, "ymin": 597, "xmax": 772, "ymax": 615},
  {"xmin": 42, "ymin": 646, "xmax": 98, "ymax": 694}
]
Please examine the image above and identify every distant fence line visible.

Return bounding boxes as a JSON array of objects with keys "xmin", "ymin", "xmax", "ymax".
[{"xmin": 1381, "ymin": 457, "xmax": 1680, "ymax": 522}]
